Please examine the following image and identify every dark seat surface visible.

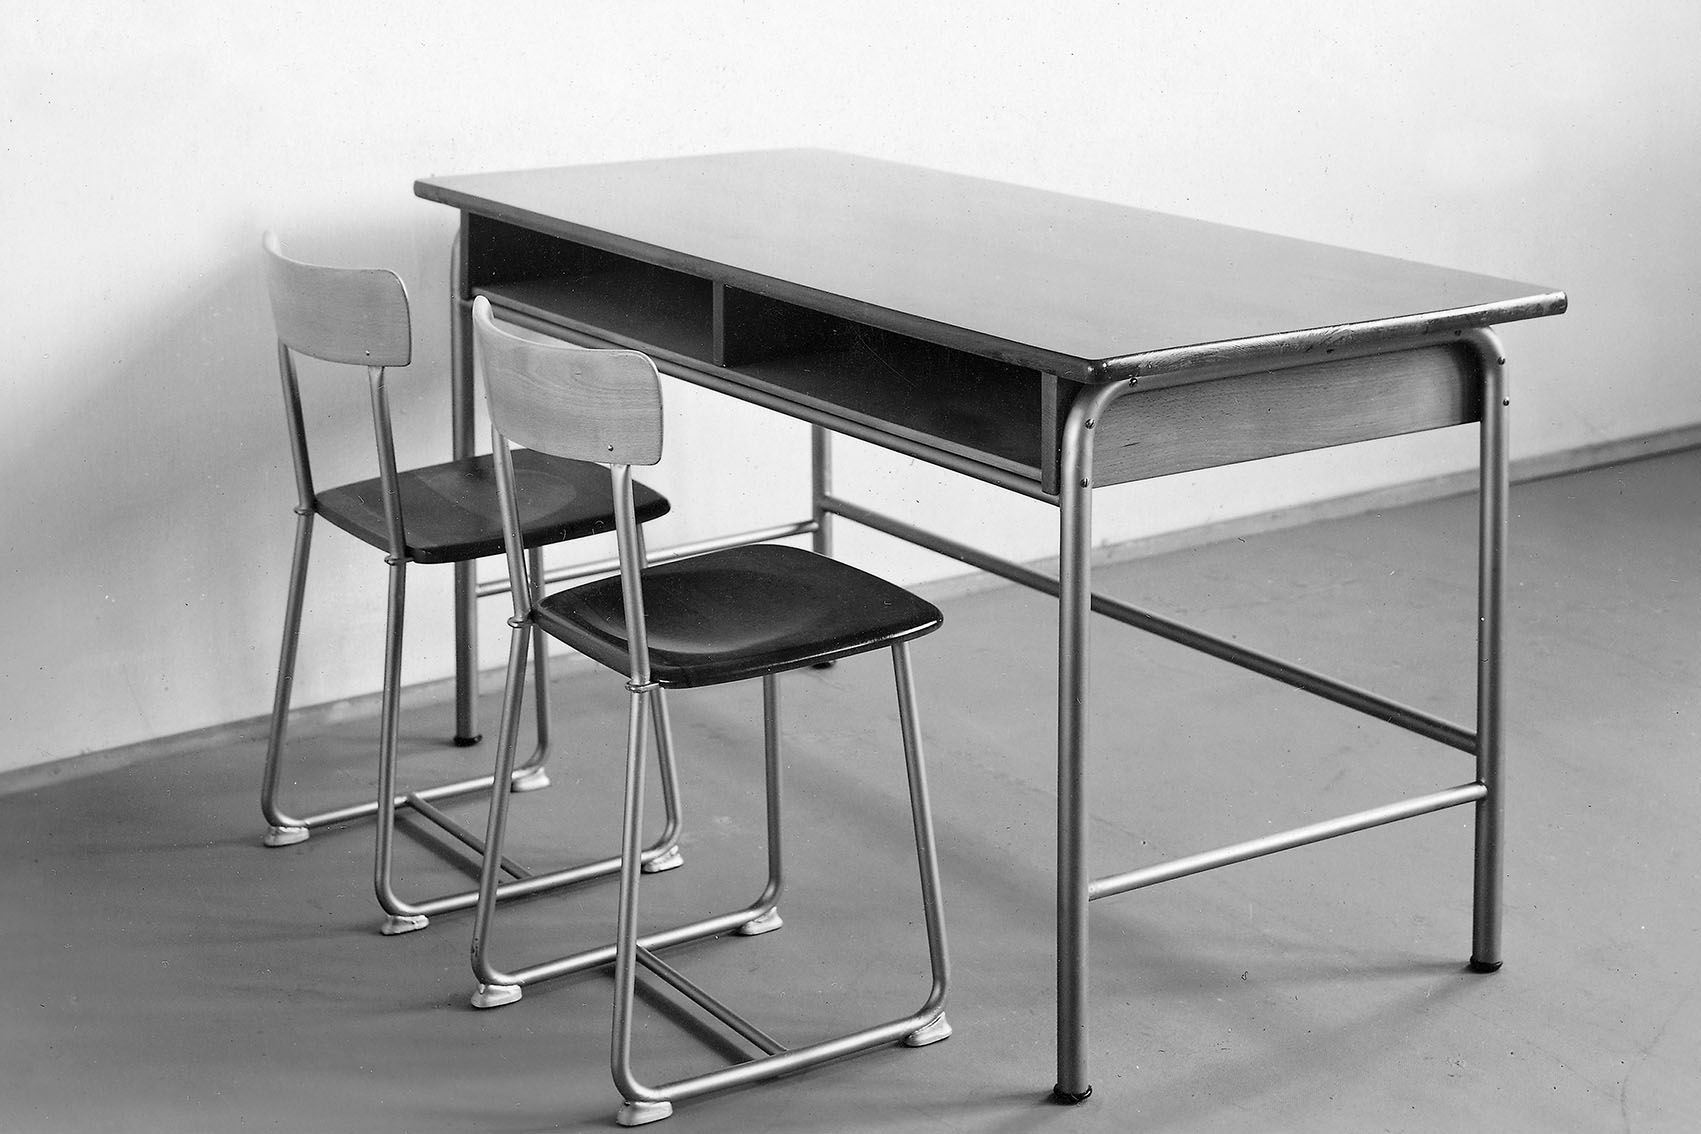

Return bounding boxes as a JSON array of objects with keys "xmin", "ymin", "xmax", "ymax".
[
  {"xmin": 315, "ymin": 449, "xmax": 669, "ymax": 564},
  {"xmin": 533, "ymin": 544, "xmax": 943, "ymax": 688}
]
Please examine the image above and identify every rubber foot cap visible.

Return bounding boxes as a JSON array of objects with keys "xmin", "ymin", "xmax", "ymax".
[
  {"xmin": 617, "ymin": 1099, "xmax": 673, "ymax": 1126},
  {"xmin": 470, "ymin": 983, "xmax": 522, "ymax": 1009},
  {"xmin": 452, "ymin": 734, "xmax": 483, "ymax": 748},
  {"xmin": 511, "ymin": 766, "xmax": 551, "ymax": 792},
  {"xmin": 379, "ymin": 913, "xmax": 429, "ymax": 936},
  {"xmin": 1469, "ymin": 958, "xmax": 1503, "ymax": 973},
  {"xmin": 263, "ymin": 825, "xmax": 309, "ymax": 847},
  {"xmin": 1050, "ymin": 1084, "xmax": 1093, "ymax": 1105},
  {"xmin": 904, "ymin": 1013, "xmax": 952, "ymax": 1047},
  {"xmin": 810, "ymin": 659, "xmax": 836, "ymax": 669},
  {"xmin": 642, "ymin": 846, "xmax": 685, "ymax": 874},
  {"xmin": 734, "ymin": 908, "xmax": 783, "ymax": 936}
]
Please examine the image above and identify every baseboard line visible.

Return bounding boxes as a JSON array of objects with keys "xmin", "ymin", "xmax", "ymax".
[
  {"xmin": 914, "ymin": 423, "xmax": 1701, "ymax": 603},
  {"xmin": 8, "ymin": 426, "xmax": 1696, "ymax": 797}
]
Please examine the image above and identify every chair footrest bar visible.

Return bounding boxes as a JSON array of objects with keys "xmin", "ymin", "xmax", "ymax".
[
  {"xmin": 391, "ymin": 831, "xmax": 682, "ymax": 920},
  {"xmin": 404, "ymin": 794, "xmax": 532, "ymax": 879},
  {"xmin": 406, "ymin": 852, "xmax": 643, "ymax": 920},
  {"xmin": 1089, "ymin": 782, "xmax": 1487, "ymax": 901},
  {"xmin": 476, "ymin": 520, "xmax": 820, "ymax": 599},
  {"xmin": 822, "ymin": 493, "xmax": 1477, "ymax": 753},
  {"xmin": 285, "ymin": 762, "xmax": 544, "ymax": 830},
  {"xmin": 507, "ymin": 905, "xmax": 770, "ymax": 987},
  {"xmin": 636, "ymin": 946, "xmax": 787, "ymax": 1056},
  {"xmin": 646, "ymin": 1008, "xmax": 943, "ymax": 1106}
]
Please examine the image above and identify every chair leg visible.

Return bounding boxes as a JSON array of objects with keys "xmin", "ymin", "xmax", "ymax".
[
  {"xmin": 469, "ymin": 620, "xmax": 537, "ymax": 1007},
  {"xmin": 642, "ymin": 690, "xmax": 686, "ymax": 875},
  {"xmin": 733, "ymin": 674, "xmax": 785, "ymax": 936},
  {"xmin": 630, "ymin": 523, "xmax": 684, "ymax": 875},
  {"xmin": 1470, "ymin": 342, "xmax": 1509, "ymax": 973},
  {"xmin": 261, "ymin": 527, "xmax": 546, "ymax": 850},
  {"xmin": 610, "ymin": 689, "xmax": 668, "ymax": 1124},
  {"xmin": 372, "ymin": 560, "xmax": 429, "ymax": 935},
  {"xmin": 260, "ymin": 509, "xmax": 315, "ymax": 847},
  {"xmin": 468, "ymin": 653, "xmax": 687, "ymax": 1006},
  {"xmin": 512, "ymin": 545, "xmax": 553, "ymax": 794},
  {"xmin": 891, "ymin": 642, "xmax": 952, "ymax": 1046},
  {"xmin": 608, "ymin": 656, "xmax": 950, "ymax": 1125}
]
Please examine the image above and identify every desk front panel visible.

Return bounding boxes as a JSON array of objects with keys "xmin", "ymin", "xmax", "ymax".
[{"xmin": 464, "ymin": 213, "xmax": 1489, "ymax": 498}]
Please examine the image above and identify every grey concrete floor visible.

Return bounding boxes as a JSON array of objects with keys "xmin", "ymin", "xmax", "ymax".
[{"xmin": 3, "ymin": 450, "xmax": 1697, "ymax": 1132}]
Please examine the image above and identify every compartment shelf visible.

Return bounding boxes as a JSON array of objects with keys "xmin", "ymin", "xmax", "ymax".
[
  {"xmin": 721, "ymin": 287, "xmax": 1044, "ymax": 478},
  {"xmin": 466, "ymin": 215, "xmax": 1048, "ymax": 484},
  {"xmin": 469, "ymin": 215, "xmax": 713, "ymax": 361}
]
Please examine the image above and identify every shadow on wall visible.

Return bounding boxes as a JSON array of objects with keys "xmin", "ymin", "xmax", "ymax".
[{"xmin": 1, "ymin": 215, "xmax": 472, "ymax": 767}]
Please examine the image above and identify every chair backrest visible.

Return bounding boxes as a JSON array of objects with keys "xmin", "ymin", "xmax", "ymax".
[
  {"xmin": 472, "ymin": 295, "xmax": 664, "ymax": 683},
  {"xmin": 261, "ymin": 231, "xmax": 413, "ymax": 556},
  {"xmin": 261, "ymin": 232, "xmax": 412, "ymax": 367},
  {"xmin": 471, "ymin": 296, "xmax": 663, "ymax": 466}
]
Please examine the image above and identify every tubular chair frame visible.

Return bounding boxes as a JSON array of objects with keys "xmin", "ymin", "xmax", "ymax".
[
  {"xmin": 470, "ymin": 296, "xmax": 951, "ymax": 1125},
  {"xmin": 257, "ymin": 234, "xmax": 683, "ymax": 937}
]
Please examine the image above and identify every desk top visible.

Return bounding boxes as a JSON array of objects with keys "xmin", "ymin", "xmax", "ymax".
[{"xmin": 417, "ymin": 149, "xmax": 1565, "ymax": 384}]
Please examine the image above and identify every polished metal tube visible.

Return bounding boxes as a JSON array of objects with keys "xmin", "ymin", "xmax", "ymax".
[
  {"xmin": 365, "ymin": 367, "xmax": 407, "ymax": 559},
  {"xmin": 1468, "ymin": 328, "xmax": 1509, "ymax": 970},
  {"xmin": 811, "ymin": 424, "xmax": 834, "ymax": 558},
  {"xmin": 260, "ymin": 509, "xmax": 315, "ymax": 830},
  {"xmin": 501, "ymin": 905, "xmax": 773, "ymax": 987},
  {"xmin": 487, "ymin": 427, "xmax": 532, "ymax": 624},
  {"xmin": 526, "ymin": 544, "xmax": 552, "ymax": 767},
  {"xmin": 371, "ymin": 561, "xmax": 412, "ymax": 915},
  {"xmin": 649, "ymin": 689, "xmax": 684, "ymax": 855},
  {"xmin": 641, "ymin": 1013, "xmax": 941, "ymax": 1106},
  {"xmin": 450, "ymin": 225, "xmax": 472, "ymax": 457},
  {"xmin": 893, "ymin": 643, "xmax": 950, "ymax": 1011},
  {"xmin": 611, "ymin": 689, "xmax": 657, "ymax": 1101},
  {"xmin": 610, "ymin": 466, "xmax": 653, "ymax": 687},
  {"xmin": 1089, "ymin": 782, "xmax": 1486, "ymax": 900},
  {"xmin": 635, "ymin": 947, "xmax": 787, "ymax": 1056},
  {"xmin": 469, "ymin": 618, "xmax": 535, "ymax": 981},
  {"xmin": 764, "ymin": 675, "xmax": 784, "ymax": 894},
  {"xmin": 403, "ymin": 794, "xmax": 530, "ymax": 880},
  {"xmin": 276, "ymin": 343, "xmax": 316, "ymax": 509},
  {"xmin": 284, "ymin": 764, "xmax": 536, "ymax": 830},
  {"xmin": 1054, "ymin": 379, "xmax": 1132, "ymax": 1101},
  {"xmin": 451, "ymin": 225, "xmax": 480, "ymax": 743},
  {"xmin": 474, "ymin": 520, "xmax": 819, "ymax": 598},
  {"xmin": 822, "ymin": 493, "xmax": 1475, "ymax": 753}
]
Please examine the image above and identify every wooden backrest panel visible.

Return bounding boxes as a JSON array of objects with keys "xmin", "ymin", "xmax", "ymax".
[
  {"xmin": 1091, "ymin": 343, "xmax": 1480, "ymax": 487},
  {"xmin": 261, "ymin": 232, "xmax": 412, "ymax": 367},
  {"xmin": 472, "ymin": 296, "xmax": 663, "ymax": 465}
]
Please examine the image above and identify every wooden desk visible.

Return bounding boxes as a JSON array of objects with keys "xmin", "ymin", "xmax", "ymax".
[{"xmin": 415, "ymin": 149, "xmax": 1566, "ymax": 1102}]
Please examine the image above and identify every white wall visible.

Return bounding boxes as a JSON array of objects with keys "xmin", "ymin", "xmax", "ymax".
[{"xmin": 4, "ymin": 1, "xmax": 1697, "ymax": 773}]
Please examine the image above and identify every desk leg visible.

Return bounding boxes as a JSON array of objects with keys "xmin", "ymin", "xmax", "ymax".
[
  {"xmin": 1469, "ymin": 329, "xmax": 1508, "ymax": 970},
  {"xmin": 450, "ymin": 223, "xmax": 481, "ymax": 746},
  {"xmin": 1053, "ymin": 380, "xmax": 1132, "ymax": 1104},
  {"xmin": 811, "ymin": 424, "xmax": 833, "ymax": 558}
]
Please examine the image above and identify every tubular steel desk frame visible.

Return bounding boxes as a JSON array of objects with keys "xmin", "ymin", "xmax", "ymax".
[{"xmin": 415, "ymin": 150, "xmax": 1565, "ymax": 1102}]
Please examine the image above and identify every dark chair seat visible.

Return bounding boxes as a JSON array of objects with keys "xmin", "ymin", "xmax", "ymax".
[
  {"xmin": 534, "ymin": 544, "xmax": 943, "ymax": 688},
  {"xmin": 317, "ymin": 448, "xmax": 670, "ymax": 565}
]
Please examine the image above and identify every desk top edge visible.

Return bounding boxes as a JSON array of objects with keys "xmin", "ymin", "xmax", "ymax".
[{"xmin": 415, "ymin": 149, "xmax": 1566, "ymax": 384}]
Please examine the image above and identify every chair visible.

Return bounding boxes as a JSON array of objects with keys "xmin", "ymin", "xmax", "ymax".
[
  {"xmin": 468, "ymin": 295, "xmax": 952, "ymax": 1125},
  {"xmin": 258, "ymin": 233, "xmax": 683, "ymax": 935}
]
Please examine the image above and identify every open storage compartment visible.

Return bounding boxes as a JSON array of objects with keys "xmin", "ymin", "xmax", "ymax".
[
  {"xmin": 718, "ymin": 286, "xmax": 1045, "ymax": 479},
  {"xmin": 463, "ymin": 214, "xmax": 1054, "ymax": 488},
  {"xmin": 468, "ymin": 215, "xmax": 714, "ymax": 362}
]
